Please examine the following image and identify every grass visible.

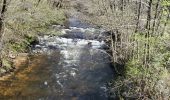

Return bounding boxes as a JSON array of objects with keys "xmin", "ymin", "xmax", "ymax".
[
  {"xmin": 5, "ymin": 0, "xmax": 66, "ymax": 51},
  {"xmin": 0, "ymin": 0, "xmax": 66, "ymax": 74}
]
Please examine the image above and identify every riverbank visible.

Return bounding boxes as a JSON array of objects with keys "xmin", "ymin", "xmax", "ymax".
[{"xmin": 0, "ymin": 0, "xmax": 66, "ymax": 77}]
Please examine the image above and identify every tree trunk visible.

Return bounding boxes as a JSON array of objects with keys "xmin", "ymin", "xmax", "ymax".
[
  {"xmin": 135, "ymin": 0, "xmax": 142, "ymax": 33},
  {"xmin": 162, "ymin": 12, "xmax": 170, "ymax": 35},
  {"xmin": 0, "ymin": 0, "xmax": 7, "ymax": 67},
  {"xmin": 152, "ymin": 0, "xmax": 161, "ymax": 35},
  {"xmin": 155, "ymin": 7, "xmax": 163, "ymax": 36},
  {"xmin": 144, "ymin": 0, "xmax": 152, "ymax": 67}
]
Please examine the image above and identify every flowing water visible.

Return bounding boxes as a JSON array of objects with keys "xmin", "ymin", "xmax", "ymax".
[{"xmin": 0, "ymin": 18, "xmax": 114, "ymax": 100}]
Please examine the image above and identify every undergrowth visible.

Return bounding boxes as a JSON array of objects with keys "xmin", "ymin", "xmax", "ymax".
[{"xmin": 109, "ymin": 33, "xmax": 170, "ymax": 99}]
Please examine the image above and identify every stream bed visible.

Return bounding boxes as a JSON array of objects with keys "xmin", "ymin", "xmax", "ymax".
[{"xmin": 0, "ymin": 18, "xmax": 114, "ymax": 100}]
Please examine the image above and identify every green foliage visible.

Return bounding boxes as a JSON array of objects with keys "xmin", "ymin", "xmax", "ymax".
[
  {"xmin": 10, "ymin": 42, "xmax": 28, "ymax": 52},
  {"xmin": 0, "ymin": 58, "xmax": 13, "ymax": 75},
  {"xmin": 126, "ymin": 60, "xmax": 143, "ymax": 76},
  {"xmin": 2, "ymin": 59, "xmax": 12, "ymax": 70},
  {"xmin": 110, "ymin": 33, "xmax": 170, "ymax": 99},
  {"xmin": 162, "ymin": 0, "xmax": 170, "ymax": 6}
]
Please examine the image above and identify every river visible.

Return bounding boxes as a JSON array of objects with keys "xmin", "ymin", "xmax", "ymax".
[{"xmin": 0, "ymin": 18, "xmax": 114, "ymax": 100}]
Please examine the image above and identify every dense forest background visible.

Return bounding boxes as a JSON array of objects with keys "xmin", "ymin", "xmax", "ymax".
[
  {"xmin": 80, "ymin": 0, "xmax": 170, "ymax": 99},
  {"xmin": 0, "ymin": 0, "xmax": 170, "ymax": 99}
]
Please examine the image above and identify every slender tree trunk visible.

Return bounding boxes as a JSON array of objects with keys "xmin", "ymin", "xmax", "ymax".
[
  {"xmin": 0, "ymin": 0, "xmax": 7, "ymax": 67},
  {"xmin": 144, "ymin": 0, "xmax": 152, "ymax": 67},
  {"xmin": 132, "ymin": 0, "xmax": 142, "ymax": 60},
  {"xmin": 135, "ymin": 0, "xmax": 142, "ymax": 33},
  {"xmin": 152, "ymin": 0, "xmax": 161, "ymax": 35},
  {"xmin": 162, "ymin": 12, "xmax": 170, "ymax": 35},
  {"xmin": 155, "ymin": 7, "xmax": 163, "ymax": 36}
]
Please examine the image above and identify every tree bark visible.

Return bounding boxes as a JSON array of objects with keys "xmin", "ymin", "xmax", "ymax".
[
  {"xmin": 144, "ymin": 0, "xmax": 152, "ymax": 67},
  {"xmin": 0, "ymin": 0, "xmax": 7, "ymax": 67},
  {"xmin": 152, "ymin": 0, "xmax": 161, "ymax": 35},
  {"xmin": 135, "ymin": 0, "xmax": 142, "ymax": 33},
  {"xmin": 162, "ymin": 12, "xmax": 170, "ymax": 35}
]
